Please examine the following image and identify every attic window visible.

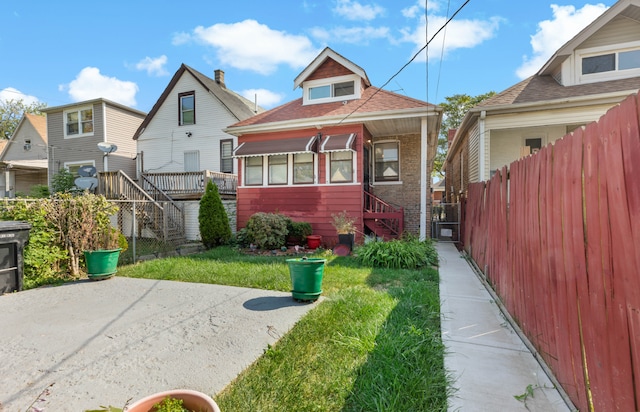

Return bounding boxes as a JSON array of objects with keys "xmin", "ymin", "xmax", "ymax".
[
  {"xmin": 303, "ymin": 74, "xmax": 360, "ymax": 105},
  {"xmin": 179, "ymin": 91, "xmax": 195, "ymax": 125},
  {"xmin": 581, "ymin": 48, "xmax": 640, "ymax": 76}
]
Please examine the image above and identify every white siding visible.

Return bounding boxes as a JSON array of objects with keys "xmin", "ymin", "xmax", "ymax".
[
  {"xmin": 137, "ymin": 73, "xmax": 240, "ymax": 174},
  {"xmin": 490, "ymin": 126, "xmax": 566, "ymax": 172},
  {"xmin": 579, "ymin": 17, "xmax": 640, "ymax": 49},
  {"xmin": 183, "ymin": 199, "xmax": 237, "ymax": 241},
  {"xmin": 468, "ymin": 124, "xmax": 480, "ymax": 183}
]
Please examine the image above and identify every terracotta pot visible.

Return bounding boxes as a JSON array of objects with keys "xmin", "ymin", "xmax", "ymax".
[
  {"xmin": 306, "ymin": 234, "xmax": 322, "ymax": 249},
  {"xmin": 126, "ymin": 389, "xmax": 220, "ymax": 412}
]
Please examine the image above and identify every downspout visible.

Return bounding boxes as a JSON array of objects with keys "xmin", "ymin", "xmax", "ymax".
[
  {"xmin": 102, "ymin": 102, "xmax": 108, "ymax": 172},
  {"xmin": 420, "ymin": 116, "xmax": 428, "ymax": 241},
  {"xmin": 479, "ymin": 110, "xmax": 486, "ymax": 181}
]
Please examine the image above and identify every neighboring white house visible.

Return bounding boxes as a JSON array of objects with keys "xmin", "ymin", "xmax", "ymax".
[
  {"xmin": 133, "ymin": 64, "xmax": 263, "ymax": 177},
  {"xmin": 445, "ymin": 0, "xmax": 640, "ymax": 201},
  {"xmin": 0, "ymin": 113, "xmax": 48, "ymax": 197}
]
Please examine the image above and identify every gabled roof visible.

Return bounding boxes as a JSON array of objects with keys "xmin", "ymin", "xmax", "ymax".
[
  {"xmin": 23, "ymin": 113, "xmax": 47, "ymax": 143},
  {"xmin": 133, "ymin": 64, "xmax": 264, "ymax": 140},
  {"xmin": 0, "ymin": 113, "xmax": 47, "ymax": 161},
  {"xmin": 293, "ymin": 47, "xmax": 371, "ymax": 89},
  {"xmin": 226, "ymin": 86, "xmax": 435, "ymax": 133},
  {"xmin": 539, "ymin": 0, "xmax": 640, "ymax": 76}
]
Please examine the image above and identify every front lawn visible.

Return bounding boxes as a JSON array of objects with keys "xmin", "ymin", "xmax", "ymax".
[{"xmin": 117, "ymin": 245, "xmax": 448, "ymax": 411}]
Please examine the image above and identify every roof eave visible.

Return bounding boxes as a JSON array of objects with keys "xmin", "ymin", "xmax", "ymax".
[{"xmin": 224, "ymin": 107, "xmax": 441, "ymax": 136}]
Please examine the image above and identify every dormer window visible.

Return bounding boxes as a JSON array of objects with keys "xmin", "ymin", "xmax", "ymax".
[
  {"xmin": 303, "ymin": 74, "xmax": 360, "ymax": 105},
  {"xmin": 577, "ymin": 42, "xmax": 640, "ymax": 84}
]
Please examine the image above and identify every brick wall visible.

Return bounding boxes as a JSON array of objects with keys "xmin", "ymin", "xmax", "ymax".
[{"xmin": 370, "ymin": 134, "xmax": 425, "ymax": 236}]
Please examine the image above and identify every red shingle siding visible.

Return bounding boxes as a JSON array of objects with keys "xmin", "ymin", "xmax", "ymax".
[
  {"xmin": 306, "ymin": 58, "xmax": 353, "ymax": 81},
  {"xmin": 236, "ymin": 125, "xmax": 366, "ymax": 246}
]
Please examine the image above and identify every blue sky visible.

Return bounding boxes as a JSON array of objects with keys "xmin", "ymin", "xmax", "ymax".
[{"xmin": 0, "ymin": 0, "xmax": 615, "ymax": 113}]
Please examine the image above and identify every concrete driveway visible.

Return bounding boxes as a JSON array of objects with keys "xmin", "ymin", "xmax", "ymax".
[{"xmin": 0, "ymin": 277, "xmax": 318, "ymax": 411}]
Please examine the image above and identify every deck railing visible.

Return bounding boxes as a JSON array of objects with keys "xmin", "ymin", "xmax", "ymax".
[
  {"xmin": 98, "ymin": 171, "xmax": 185, "ymax": 242},
  {"xmin": 141, "ymin": 171, "xmax": 237, "ymax": 196}
]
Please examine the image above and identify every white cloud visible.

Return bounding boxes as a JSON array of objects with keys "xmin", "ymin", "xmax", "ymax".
[
  {"xmin": 60, "ymin": 67, "xmax": 138, "ymax": 106},
  {"xmin": 401, "ymin": 14, "xmax": 502, "ymax": 61},
  {"xmin": 402, "ymin": 0, "xmax": 439, "ymax": 18},
  {"xmin": 0, "ymin": 87, "xmax": 40, "ymax": 104},
  {"xmin": 240, "ymin": 88, "xmax": 285, "ymax": 109},
  {"xmin": 310, "ymin": 25, "xmax": 390, "ymax": 44},
  {"xmin": 173, "ymin": 20, "xmax": 319, "ymax": 75},
  {"xmin": 516, "ymin": 3, "xmax": 608, "ymax": 79},
  {"xmin": 333, "ymin": 0, "xmax": 384, "ymax": 21},
  {"xmin": 135, "ymin": 55, "xmax": 169, "ymax": 77}
]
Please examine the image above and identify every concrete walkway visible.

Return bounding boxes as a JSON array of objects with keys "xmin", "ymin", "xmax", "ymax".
[
  {"xmin": 437, "ymin": 242, "xmax": 575, "ymax": 411},
  {"xmin": 0, "ymin": 277, "xmax": 318, "ymax": 411}
]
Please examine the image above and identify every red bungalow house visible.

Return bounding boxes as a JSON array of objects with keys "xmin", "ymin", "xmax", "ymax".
[{"xmin": 225, "ymin": 48, "xmax": 442, "ymax": 246}]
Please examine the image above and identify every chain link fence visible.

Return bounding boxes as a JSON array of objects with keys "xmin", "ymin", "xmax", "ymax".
[
  {"xmin": 109, "ymin": 199, "xmax": 206, "ymax": 264},
  {"xmin": 0, "ymin": 198, "xmax": 206, "ymax": 266}
]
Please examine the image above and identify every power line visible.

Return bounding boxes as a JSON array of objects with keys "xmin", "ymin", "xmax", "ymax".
[{"xmin": 335, "ymin": 0, "xmax": 473, "ymax": 126}]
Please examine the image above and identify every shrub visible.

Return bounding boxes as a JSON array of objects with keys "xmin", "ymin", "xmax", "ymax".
[
  {"xmin": 51, "ymin": 168, "xmax": 75, "ymax": 193},
  {"xmin": 29, "ymin": 185, "xmax": 50, "ymax": 198},
  {"xmin": 44, "ymin": 193, "xmax": 120, "ymax": 276},
  {"xmin": 0, "ymin": 200, "xmax": 69, "ymax": 288},
  {"xmin": 198, "ymin": 180, "xmax": 232, "ymax": 248},
  {"xmin": 245, "ymin": 212, "xmax": 289, "ymax": 250},
  {"xmin": 355, "ymin": 237, "xmax": 438, "ymax": 269},
  {"xmin": 286, "ymin": 220, "xmax": 312, "ymax": 238}
]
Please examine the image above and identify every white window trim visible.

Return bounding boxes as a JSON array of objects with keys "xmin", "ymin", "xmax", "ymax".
[
  {"xmin": 63, "ymin": 160, "xmax": 95, "ymax": 175},
  {"xmin": 241, "ymin": 153, "xmax": 321, "ymax": 187},
  {"xmin": 372, "ymin": 140, "xmax": 401, "ymax": 185},
  {"xmin": 575, "ymin": 41, "xmax": 640, "ymax": 84},
  {"xmin": 63, "ymin": 106, "xmax": 94, "ymax": 139},
  {"xmin": 324, "ymin": 150, "xmax": 357, "ymax": 184},
  {"xmin": 303, "ymin": 74, "xmax": 361, "ymax": 105}
]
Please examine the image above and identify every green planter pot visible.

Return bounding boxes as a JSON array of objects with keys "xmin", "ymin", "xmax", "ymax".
[
  {"xmin": 287, "ymin": 257, "xmax": 326, "ymax": 301},
  {"xmin": 84, "ymin": 248, "xmax": 122, "ymax": 280}
]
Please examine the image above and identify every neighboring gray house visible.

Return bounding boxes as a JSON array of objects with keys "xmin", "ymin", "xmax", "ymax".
[
  {"xmin": 42, "ymin": 98, "xmax": 146, "ymax": 187},
  {"xmin": 0, "ymin": 113, "xmax": 48, "ymax": 197}
]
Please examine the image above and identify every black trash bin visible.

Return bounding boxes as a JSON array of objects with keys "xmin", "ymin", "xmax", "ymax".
[{"xmin": 0, "ymin": 221, "xmax": 31, "ymax": 295}]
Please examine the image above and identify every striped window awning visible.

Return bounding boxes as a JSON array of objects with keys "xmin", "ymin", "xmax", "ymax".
[
  {"xmin": 233, "ymin": 135, "xmax": 317, "ymax": 157},
  {"xmin": 319, "ymin": 133, "xmax": 356, "ymax": 152}
]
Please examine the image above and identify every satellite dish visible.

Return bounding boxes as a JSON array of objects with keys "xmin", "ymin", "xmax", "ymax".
[
  {"xmin": 77, "ymin": 165, "xmax": 97, "ymax": 177},
  {"xmin": 75, "ymin": 176, "xmax": 98, "ymax": 190},
  {"xmin": 97, "ymin": 142, "xmax": 118, "ymax": 154}
]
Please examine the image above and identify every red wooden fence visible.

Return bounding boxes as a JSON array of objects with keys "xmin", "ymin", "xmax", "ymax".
[{"xmin": 464, "ymin": 93, "xmax": 640, "ymax": 411}]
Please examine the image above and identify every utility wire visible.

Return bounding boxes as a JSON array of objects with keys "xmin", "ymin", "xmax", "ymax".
[
  {"xmin": 435, "ymin": 0, "xmax": 452, "ymax": 102},
  {"xmin": 335, "ymin": 0, "xmax": 472, "ymax": 126}
]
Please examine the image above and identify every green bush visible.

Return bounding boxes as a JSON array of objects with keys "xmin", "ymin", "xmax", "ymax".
[
  {"xmin": 198, "ymin": 181, "xmax": 232, "ymax": 249},
  {"xmin": 0, "ymin": 200, "xmax": 69, "ymax": 288},
  {"xmin": 355, "ymin": 237, "xmax": 438, "ymax": 269},
  {"xmin": 245, "ymin": 212, "xmax": 289, "ymax": 250},
  {"xmin": 286, "ymin": 220, "xmax": 312, "ymax": 238},
  {"xmin": 51, "ymin": 168, "xmax": 75, "ymax": 193},
  {"xmin": 29, "ymin": 185, "xmax": 50, "ymax": 198}
]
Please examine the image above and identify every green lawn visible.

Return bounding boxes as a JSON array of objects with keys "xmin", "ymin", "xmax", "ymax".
[{"xmin": 117, "ymin": 246, "xmax": 448, "ymax": 411}]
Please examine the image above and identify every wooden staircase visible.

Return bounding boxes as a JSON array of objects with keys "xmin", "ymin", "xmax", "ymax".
[
  {"xmin": 363, "ymin": 191, "xmax": 404, "ymax": 240},
  {"xmin": 98, "ymin": 171, "xmax": 186, "ymax": 243}
]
